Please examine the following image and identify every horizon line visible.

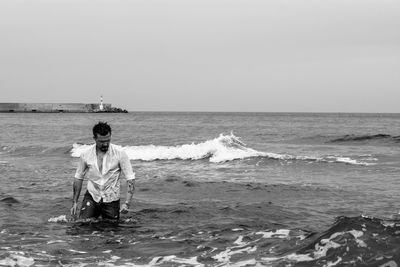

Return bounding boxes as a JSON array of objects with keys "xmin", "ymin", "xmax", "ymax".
[{"xmin": 125, "ymin": 110, "xmax": 400, "ymax": 114}]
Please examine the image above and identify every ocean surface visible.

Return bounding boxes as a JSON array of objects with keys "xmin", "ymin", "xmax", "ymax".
[{"xmin": 0, "ymin": 112, "xmax": 400, "ymax": 267}]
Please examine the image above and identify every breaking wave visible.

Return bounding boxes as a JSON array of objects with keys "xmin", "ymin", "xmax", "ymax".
[{"xmin": 71, "ymin": 134, "xmax": 374, "ymax": 165}]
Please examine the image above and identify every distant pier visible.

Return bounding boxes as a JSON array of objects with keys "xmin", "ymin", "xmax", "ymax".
[{"xmin": 0, "ymin": 103, "xmax": 128, "ymax": 113}]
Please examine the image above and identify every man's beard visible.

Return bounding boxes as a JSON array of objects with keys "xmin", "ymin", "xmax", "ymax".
[{"xmin": 100, "ymin": 145, "xmax": 109, "ymax": 152}]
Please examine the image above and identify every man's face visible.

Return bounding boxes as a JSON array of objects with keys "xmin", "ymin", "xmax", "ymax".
[{"xmin": 94, "ymin": 133, "xmax": 111, "ymax": 152}]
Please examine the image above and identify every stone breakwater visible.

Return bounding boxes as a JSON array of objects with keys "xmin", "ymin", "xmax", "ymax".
[{"xmin": 0, "ymin": 103, "xmax": 128, "ymax": 113}]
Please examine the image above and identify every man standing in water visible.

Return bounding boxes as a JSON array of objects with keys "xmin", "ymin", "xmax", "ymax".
[{"xmin": 70, "ymin": 122, "xmax": 136, "ymax": 221}]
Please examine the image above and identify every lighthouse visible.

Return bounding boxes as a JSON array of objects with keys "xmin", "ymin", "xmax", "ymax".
[{"xmin": 99, "ymin": 95, "xmax": 104, "ymax": 111}]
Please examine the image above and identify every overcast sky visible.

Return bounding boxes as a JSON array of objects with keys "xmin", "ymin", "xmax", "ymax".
[{"xmin": 0, "ymin": 0, "xmax": 399, "ymax": 112}]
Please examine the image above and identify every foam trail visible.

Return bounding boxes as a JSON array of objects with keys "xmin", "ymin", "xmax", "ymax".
[{"xmin": 71, "ymin": 134, "xmax": 374, "ymax": 165}]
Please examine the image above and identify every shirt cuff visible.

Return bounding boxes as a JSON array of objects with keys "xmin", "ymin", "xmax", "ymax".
[
  {"xmin": 74, "ymin": 173, "xmax": 85, "ymax": 180},
  {"xmin": 126, "ymin": 173, "xmax": 136, "ymax": 180}
]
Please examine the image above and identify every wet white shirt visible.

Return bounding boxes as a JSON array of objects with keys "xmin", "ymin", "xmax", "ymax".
[{"xmin": 74, "ymin": 144, "xmax": 135, "ymax": 203}]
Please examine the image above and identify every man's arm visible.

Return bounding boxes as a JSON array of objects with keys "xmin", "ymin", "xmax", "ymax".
[
  {"xmin": 120, "ymin": 150, "xmax": 136, "ymax": 214},
  {"xmin": 120, "ymin": 179, "xmax": 135, "ymax": 214},
  {"xmin": 71, "ymin": 178, "xmax": 83, "ymax": 219},
  {"xmin": 71, "ymin": 156, "xmax": 87, "ymax": 219},
  {"xmin": 126, "ymin": 179, "xmax": 135, "ymax": 204},
  {"xmin": 73, "ymin": 178, "xmax": 83, "ymax": 203}
]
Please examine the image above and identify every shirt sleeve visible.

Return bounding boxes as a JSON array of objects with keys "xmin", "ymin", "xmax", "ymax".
[
  {"xmin": 120, "ymin": 150, "xmax": 135, "ymax": 180},
  {"xmin": 74, "ymin": 156, "xmax": 88, "ymax": 180}
]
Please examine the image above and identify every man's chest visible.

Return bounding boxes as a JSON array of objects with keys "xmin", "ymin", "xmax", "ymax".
[{"xmin": 86, "ymin": 155, "xmax": 120, "ymax": 176}]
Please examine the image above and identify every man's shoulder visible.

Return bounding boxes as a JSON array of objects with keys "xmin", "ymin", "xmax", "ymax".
[{"xmin": 109, "ymin": 144, "xmax": 125, "ymax": 155}]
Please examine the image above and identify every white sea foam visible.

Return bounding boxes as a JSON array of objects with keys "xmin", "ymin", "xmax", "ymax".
[
  {"xmin": 212, "ymin": 228, "xmax": 299, "ymax": 265},
  {"xmin": 348, "ymin": 230, "xmax": 367, "ymax": 247},
  {"xmin": 256, "ymin": 229, "xmax": 291, "ymax": 239},
  {"xmin": 47, "ymin": 240, "xmax": 66, "ymax": 244},
  {"xmin": 71, "ymin": 134, "xmax": 374, "ymax": 165},
  {"xmin": 228, "ymin": 259, "xmax": 258, "ymax": 267},
  {"xmin": 68, "ymin": 249, "xmax": 87, "ymax": 254},
  {"xmin": 380, "ymin": 261, "xmax": 398, "ymax": 267},
  {"xmin": 71, "ymin": 143, "xmax": 93, "ymax": 158},
  {"xmin": 118, "ymin": 228, "xmax": 305, "ymax": 267},
  {"xmin": 149, "ymin": 255, "xmax": 204, "ymax": 266},
  {"xmin": 213, "ymin": 246, "xmax": 257, "ymax": 263},
  {"xmin": 48, "ymin": 214, "xmax": 68, "ymax": 223},
  {"xmin": 325, "ymin": 257, "xmax": 343, "ymax": 267},
  {"xmin": 325, "ymin": 156, "xmax": 374, "ymax": 166},
  {"xmin": 0, "ymin": 253, "xmax": 35, "ymax": 267},
  {"xmin": 261, "ymin": 229, "xmax": 368, "ymax": 266},
  {"xmin": 233, "ymin": 236, "xmax": 246, "ymax": 246}
]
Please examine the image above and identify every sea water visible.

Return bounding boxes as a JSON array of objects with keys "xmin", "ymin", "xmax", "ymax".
[{"xmin": 0, "ymin": 112, "xmax": 400, "ymax": 266}]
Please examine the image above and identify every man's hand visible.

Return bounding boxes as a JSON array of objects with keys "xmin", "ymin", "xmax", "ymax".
[
  {"xmin": 120, "ymin": 203, "xmax": 129, "ymax": 214},
  {"xmin": 70, "ymin": 202, "xmax": 78, "ymax": 220}
]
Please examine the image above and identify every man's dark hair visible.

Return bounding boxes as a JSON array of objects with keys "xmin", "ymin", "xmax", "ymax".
[{"xmin": 93, "ymin": 122, "xmax": 112, "ymax": 137}]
